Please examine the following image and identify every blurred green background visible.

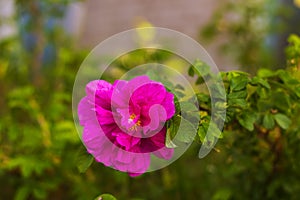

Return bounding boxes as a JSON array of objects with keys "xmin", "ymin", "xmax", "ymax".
[{"xmin": 1, "ymin": 0, "xmax": 300, "ymax": 199}]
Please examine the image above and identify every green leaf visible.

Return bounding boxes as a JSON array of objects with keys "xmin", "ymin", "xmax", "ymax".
[
  {"xmin": 176, "ymin": 116, "xmax": 197, "ymax": 143},
  {"xmin": 95, "ymin": 194, "xmax": 117, "ymax": 200},
  {"xmin": 237, "ymin": 112, "xmax": 257, "ymax": 131},
  {"xmin": 203, "ymin": 130, "xmax": 216, "ymax": 148},
  {"xmin": 33, "ymin": 188, "xmax": 47, "ymax": 199},
  {"xmin": 227, "ymin": 98, "xmax": 247, "ymax": 108},
  {"xmin": 277, "ymin": 70, "xmax": 299, "ymax": 85},
  {"xmin": 256, "ymin": 87, "xmax": 269, "ymax": 99},
  {"xmin": 191, "ymin": 60, "xmax": 211, "ymax": 77},
  {"xmin": 180, "ymin": 101, "xmax": 198, "ymax": 112},
  {"xmin": 165, "ymin": 129, "xmax": 178, "ymax": 148},
  {"xmin": 294, "ymin": 87, "xmax": 300, "ymax": 98},
  {"xmin": 14, "ymin": 186, "xmax": 30, "ymax": 200},
  {"xmin": 227, "ymin": 90, "xmax": 247, "ymax": 99},
  {"xmin": 197, "ymin": 117, "xmax": 222, "ymax": 142},
  {"xmin": 214, "ymin": 101, "xmax": 227, "ymax": 110},
  {"xmin": 257, "ymin": 100, "xmax": 273, "ymax": 112},
  {"xmin": 274, "ymin": 114, "xmax": 291, "ymax": 130},
  {"xmin": 196, "ymin": 76, "xmax": 205, "ymax": 85},
  {"xmin": 197, "ymin": 93, "xmax": 210, "ymax": 103},
  {"xmin": 160, "ymin": 78, "xmax": 175, "ymax": 91},
  {"xmin": 263, "ymin": 114, "xmax": 275, "ymax": 130},
  {"xmin": 166, "ymin": 121, "xmax": 178, "ymax": 148},
  {"xmin": 76, "ymin": 145, "xmax": 94, "ymax": 173},
  {"xmin": 174, "ymin": 90, "xmax": 185, "ymax": 99},
  {"xmin": 209, "ymin": 122, "xmax": 223, "ymax": 139},
  {"xmin": 197, "ymin": 124, "xmax": 207, "ymax": 142},
  {"xmin": 175, "ymin": 84, "xmax": 185, "ymax": 91},
  {"xmin": 210, "ymin": 83, "xmax": 227, "ymax": 99},
  {"xmin": 258, "ymin": 68, "xmax": 275, "ymax": 78},
  {"xmin": 250, "ymin": 77, "xmax": 271, "ymax": 89},
  {"xmin": 180, "ymin": 101, "xmax": 200, "ymax": 123},
  {"xmin": 272, "ymin": 91, "xmax": 291, "ymax": 112},
  {"xmin": 230, "ymin": 76, "xmax": 248, "ymax": 91},
  {"xmin": 212, "ymin": 188, "xmax": 232, "ymax": 200},
  {"xmin": 188, "ymin": 65, "xmax": 195, "ymax": 77},
  {"xmin": 166, "ymin": 115, "xmax": 181, "ymax": 140}
]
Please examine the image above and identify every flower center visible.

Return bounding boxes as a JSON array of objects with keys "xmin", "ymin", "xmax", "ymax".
[{"xmin": 128, "ymin": 114, "xmax": 141, "ymax": 131}]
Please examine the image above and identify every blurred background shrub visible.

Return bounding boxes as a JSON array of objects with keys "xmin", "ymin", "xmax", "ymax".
[{"xmin": 200, "ymin": 0, "xmax": 300, "ymax": 72}]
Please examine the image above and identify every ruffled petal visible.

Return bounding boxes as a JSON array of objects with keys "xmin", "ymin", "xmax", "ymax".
[
  {"xmin": 112, "ymin": 80, "xmax": 127, "ymax": 90},
  {"xmin": 126, "ymin": 152, "xmax": 150, "ymax": 174},
  {"xmin": 153, "ymin": 147, "xmax": 174, "ymax": 160},
  {"xmin": 112, "ymin": 148, "xmax": 150, "ymax": 175},
  {"xmin": 78, "ymin": 97, "xmax": 95, "ymax": 126},
  {"xmin": 95, "ymin": 105, "xmax": 115, "ymax": 125},
  {"xmin": 113, "ymin": 131, "xmax": 140, "ymax": 151},
  {"xmin": 123, "ymin": 75, "xmax": 152, "ymax": 94},
  {"xmin": 95, "ymin": 83, "xmax": 113, "ymax": 110},
  {"xmin": 142, "ymin": 104, "xmax": 166, "ymax": 134},
  {"xmin": 131, "ymin": 83, "xmax": 166, "ymax": 107},
  {"xmin": 86, "ymin": 80, "xmax": 112, "ymax": 98},
  {"xmin": 149, "ymin": 128, "xmax": 174, "ymax": 159},
  {"xmin": 149, "ymin": 128, "xmax": 166, "ymax": 148},
  {"xmin": 82, "ymin": 119, "xmax": 114, "ymax": 167},
  {"xmin": 161, "ymin": 92, "xmax": 175, "ymax": 120},
  {"xmin": 111, "ymin": 80, "xmax": 129, "ymax": 108}
]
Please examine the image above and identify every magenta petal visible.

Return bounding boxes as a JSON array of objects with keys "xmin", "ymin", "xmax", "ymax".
[
  {"xmin": 86, "ymin": 80, "xmax": 112, "ymax": 97},
  {"xmin": 85, "ymin": 80, "xmax": 99, "ymax": 97},
  {"xmin": 95, "ymin": 88, "xmax": 113, "ymax": 111},
  {"xmin": 127, "ymin": 153, "xmax": 150, "ymax": 174},
  {"xmin": 143, "ymin": 104, "xmax": 166, "ymax": 133},
  {"xmin": 115, "ymin": 148, "xmax": 134, "ymax": 164},
  {"xmin": 116, "ymin": 108, "xmax": 132, "ymax": 129},
  {"xmin": 148, "ymin": 128, "xmax": 174, "ymax": 159},
  {"xmin": 78, "ymin": 75, "xmax": 176, "ymax": 176},
  {"xmin": 131, "ymin": 83, "xmax": 166, "ymax": 106},
  {"xmin": 114, "ymin": 131, "xmax": 140, "ymax": 150},
  {"xmin": 145, "ymin": 106, "xmax": 161, "ymax": 131},
  {"xmin": 95, "ymin": 89, "xmax": 112, "ymax": 110},
  {"xmin": 128, "ymin": 172, "xmax": 142, "ymax": 177},
  {"xmin": 82, "ymin": 118, "xmax": 104, "ymax": 150},
  {"xmin": 113, "ymin": 80, "xmax": 127, "ymax": 90},
  {"xmin": 113, "ymin": 149, "xmax": 150, "ymax": 174},
  {"xmin": 153, "ymin": 147, "xmax": 174, "ymax": 160},
  {"xmin": 94, "ymin": 142, "xmax": 114, "ymax": 167},
  {"xmin": 111, "ymin": 80, "xmax": 129, "ymax": 108},
  {"xmin": 124, "ymin": 75, "xmax": 152, "ymax": 93},
  {"xmin": 82, "ymin": 120, "xmax": 113, "ymax": 167},
  {"xmin": 161, "ymin": 92, "xmax": 175, "ymax": 120},
  {"xmin": 111, "ymin": 76, "xmax": 152, "ymax": 107},
  {"xmin": 150, "ymin": 128, "xmax": 166, "ymax": 147},
  {"xmin": 78, "ymin": 97, "xmax": 94, "ymax": 126},
  {"xmin": 95, "ymin": 105, "xmax": 115, "ymax": 125}
]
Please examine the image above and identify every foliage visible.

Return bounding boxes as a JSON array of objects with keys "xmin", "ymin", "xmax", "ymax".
[
  {"xmin": 92, "ymin": 33, "xmax": 300, "ymax": 199},
  {"xmin": 204, "ymin": 69, "xmax": 300, "ymax": 199},
  {"xmin": 80, "ymin": 35, "xmax": 300, "ymax": 200},
  {"xmin": 188, "ymin": 34, "xmax": 300, "ymax": 199},
  {"xmin": 0, "ymin": 0, "xmax": 100, "ymax": 199}
]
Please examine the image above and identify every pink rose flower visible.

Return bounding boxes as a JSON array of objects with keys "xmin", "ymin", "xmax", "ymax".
[{"xmin": 78, "ymin": 75, "xmax": 175, "ymax": 176}]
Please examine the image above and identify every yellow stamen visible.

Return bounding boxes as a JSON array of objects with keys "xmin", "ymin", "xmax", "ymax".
[
  {"xmin": 128, "ymin": 114, "xmax": 141, "ymax": 131},
  {"xmin": 130, "ymin": 114, "xmax": 136, "ymax": 119}
]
